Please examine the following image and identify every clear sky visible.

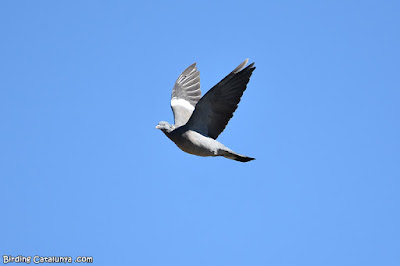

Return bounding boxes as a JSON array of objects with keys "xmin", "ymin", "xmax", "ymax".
[{"xmin": 1, "ymin": 1, "xmax": 399, "ymax": 265}]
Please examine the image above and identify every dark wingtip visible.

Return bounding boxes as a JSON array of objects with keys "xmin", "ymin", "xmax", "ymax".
[
  {"xmin": 246, "ymin": 62, "xmax": 256, "ymax": 71},
  {"xmin": 235, "ymin": 156, "xmax": 255, "ymax": 163}
]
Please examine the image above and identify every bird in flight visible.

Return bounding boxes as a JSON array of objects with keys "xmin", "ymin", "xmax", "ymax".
[{"xmin": 156, "ymin": 59, "xmax": 256, "ymax": 162}]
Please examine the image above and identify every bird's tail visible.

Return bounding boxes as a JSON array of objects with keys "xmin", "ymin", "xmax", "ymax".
[{"xmin": 221, "ymin": 150, "xmax": 255, "ymax": 163}]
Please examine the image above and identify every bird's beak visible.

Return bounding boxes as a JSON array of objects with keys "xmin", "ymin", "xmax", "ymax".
[{"xmin": 155, "ymin": 125, "xmax": 160, "ymax": 129}]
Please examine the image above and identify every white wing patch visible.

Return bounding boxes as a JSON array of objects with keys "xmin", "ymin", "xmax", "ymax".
[{"xmin": 171, "ymin": 97, "xmax": 195, "ymax": 112}]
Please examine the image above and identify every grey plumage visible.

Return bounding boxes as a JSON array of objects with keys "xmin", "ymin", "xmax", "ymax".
[
  {"xmin": 170, "ymin": 63, "xmax": 201, "ymax": 127},
  {"xmin": 156, "ymin": 59, "xmax": 256, "ymax": 162}
]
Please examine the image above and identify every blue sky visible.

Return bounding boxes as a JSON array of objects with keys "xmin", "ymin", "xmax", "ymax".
[{"xmin": 1, "ymin": 1, "xmax": 399, "ymax": 265}]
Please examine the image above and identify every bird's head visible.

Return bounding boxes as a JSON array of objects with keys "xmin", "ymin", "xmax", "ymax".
[{"xmin": 155, "ymin": 121, "xmax": 175, "ymax": 134}]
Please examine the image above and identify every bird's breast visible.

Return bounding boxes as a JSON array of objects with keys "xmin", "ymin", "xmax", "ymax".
[{"xmin": 172, "ymin": 130, "xmax": 218, "ymax": 157}]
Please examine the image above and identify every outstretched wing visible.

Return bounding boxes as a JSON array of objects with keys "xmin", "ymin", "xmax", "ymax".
[
  {"xmin": 171, "ymin": 63, "xmax": 201, "ymax": 127},
  {"xmin": 185, "ymin": 59, "xmax": 255, "ymax": 139}
]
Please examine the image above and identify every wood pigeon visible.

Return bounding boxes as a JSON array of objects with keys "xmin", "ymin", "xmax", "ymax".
[{"xmin": 156, "ymin": 59, "xmax": 256, "ymax": 162}]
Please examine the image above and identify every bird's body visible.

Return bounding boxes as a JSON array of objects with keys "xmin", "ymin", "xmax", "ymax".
[
  {"xmin": 171, "ymin": 129, "xmax": 221, "ymax": 157},
  {"xmin": 156, "ymin": 59, "xmax": 256, "ymax": 162}
]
